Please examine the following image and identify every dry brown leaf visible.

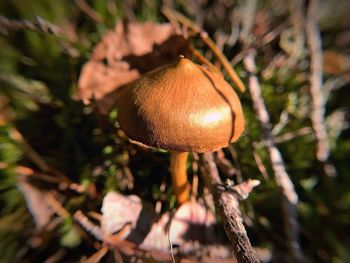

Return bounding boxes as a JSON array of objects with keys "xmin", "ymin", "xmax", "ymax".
[
  {"xmin": 98, "ymin": 194, "xmax": 233, "ymax": 261},
  {"xmin": 77, "ymin": 21, "xmax": 189, "ymax": 114},
  {"xmin": 139, "ymin": 212, "xmax": 170, "ymax": 252},
  {"xmin": 169, "ymin": 200, "xmax": 217, "ymax": 244},
  {"xmin": 91, "ymin": 22, "xmax": 176, "ymax": 60},
  {"xmin": 140, "ymin": 200, "xmax": 219, "ymax": 251},
  {"xmin": 323, "ymin": 50, "xmax": 350, "ymax": 81},
  {"xmin": 101, "ymin": 191, "xmax": 143, "ymax": 237},
  {"xmin": 140, "ymin": 200, "xmax": 234, "ymax": 261},
  {"xmin": 78, "ymin": 61, "xmax": 139, "ymax": 104},
  {"xmin": 17, "ymin": 175, "xmax": 54, "ymax": 230}
]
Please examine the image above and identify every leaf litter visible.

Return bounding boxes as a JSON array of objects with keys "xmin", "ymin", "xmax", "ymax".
[
  {"xmin": 76, "ymin": 191, "xmax": 235, "ymax": 262},
  {"xmin": 17, "ymin": 173, "xmax": 54, "ymax": 230},
  {"xmin": 69, "ymin": 163, "xmax": 234, "ymax": 261},
  {"xmin": 77, "ymin": 21, "xmax": 190, "ymax": 114}
]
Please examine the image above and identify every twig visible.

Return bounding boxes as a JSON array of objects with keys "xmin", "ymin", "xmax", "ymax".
[
  {"xmin": 0, "ymin": 15, "xmax": 79, "ymax": 57},
  {"xmin": 244, "ymin": 52, "xmax": 303, "ymax": 262},
  {"xmin": 228, "ymin": 146, "xmax": 243, "ymax": 182},
  {"xmin": 200, "ymin": 32, "xmax": 246, "ymax": 92},
  {"xmin": 238, "ymin": 0, "xmax": 257, "ymax": 46},
  {"xmin": 272, "ymin": 110, "xmax": 290, "ymax": 136},
  {"xmin": 191, "ymin": 153, "xmax": 199, "ymax": 201},
  {"xmin": 74, "ymin": 0, "xmax": 103, "ymax": 23},
  {"xmin": 287, "ymin": 0, "xmax": 305, "ymax": 64},
  {"xmin": 254, "ymin": 127, "xmax": 314, "ymax": 148},
  {"xmin": 45, "ymin": 192, "xmax": 70, "ymax": 219},
  {"xmin": 74, "ymin": 210, "xmax": 103, "ymax": 241},
  {"xmin": 258, "ymin": 22, "xmax": 289, "ymax": 48},
  {"xmin": 201, "ymin": 152, "xmax": 259, "ymax": 263},
  {"xmin": 8, "ymin": 127, "xmax": 75, "ymax": 188},
  {"xmin": 162, "ymin": 6, "xmax": 246, "ymax": 93},
  {"xmin": 75, "ymin": 209, "xmax": 173, "ymax": 262},
  {"xmin": 214, "ymin": 149, "xmax": 237, "ymax": 179},
  {"xmin": 190, "ymin": 46, "xmax": 221, "ymax": 74},
  {"xmin": 83, "ymin": 246, "xmax": 109, "ymax": 263},
  {"xmin": 87, "ymin": 211, "xmax": 102, "ymax": 222},
  {"xmin": 231, "ymin": 21, "xmax": 288, "ymax": 67},
  {"xmin": 252, "ymin": 143, "xmax": 269, "ymax": 181},
  {"xmin": 44, "ymin": 249, "xmax": 67, "ymax": 263},
  {"xmin": 162, "ymin": 5, "xmax": 181, "ymax": 34},
  {"xmin": 0, "ymin": 15, "xmax": 61, "ymax": 36},
  {"xmin": 306, "ymin": 0, "xmax": 336, "ymax": 177},
  {"xmin": 167, "ymin": 217, "xmax": 176, "ymax": 263},
  {"xmin": 231, "ymin": 179, "xmax": 261, "ymax": 200},
  {"xmin": 274, "ymin": 127, "xmax": 314, "ymax": 144},
  {"xmin": 10, "ymin": 128, "xmax": 52, "ymax": 172},
  {"xmin": 15, "ymin": 165, "xmax": 85, "ymax": 193}
]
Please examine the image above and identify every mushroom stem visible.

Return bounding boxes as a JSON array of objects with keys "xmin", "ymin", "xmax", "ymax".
[{"xmin": 170, "ymin": 151, "xmax": 190, "ymax": 205}]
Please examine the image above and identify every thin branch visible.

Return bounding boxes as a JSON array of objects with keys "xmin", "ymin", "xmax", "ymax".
[
  {"xmin": 238, "ymin": 0, "xmax": 257, "ymax": 46},
  {"xmin": 254, "ymin": 127, "xmax": 314, "ymax": 148},
  {"xmin": 162, "ymin": 6, "xmax": 246, "ymax": 93},
  {"xmin": 0, "ymin": 15, "xmax": 61, "ymax": 36},
  {"xmin": 44, "ymin": 249, "xmax": 67, "ymax": 263},
  {"xmin": 83, "ymin": 246, "xmax": 109, "ymax": 263},
  {"xmin": 201, "ymin": 153, "xmax": 260, "ymax": 263},
  {"xmin": 258, "ymin": 22, "xmax": 289, "ymax": 48},
  {"xmin": 244, "ymin": 52, "xmax": 303, "ymax": 262},
  {"xmin": 190, "ymin": 46, "xmax": 221, "ymax": 74},
  {"xmin": 74, "ymin": 0, "xmax": 103, "ymax": 23},
  {"xmin": 8, "ymin": 127, "xmax": 76, "ymax": 189},
  {"xmin": 200, "ymin": 32, "xmax": 246, "ymax": 92},
  {"xmin": 74, "ymin": 211, "xmax": 174, "ymax": 262},
  {"xmin": 74, "ymin": 210, "xmax": 103, "ymax": 241},
  {"xmin": 45, "ymin": 192, "xmax": 70, "ymax": 219},
  {"xmin": 215, "ymin": 149, "xmax": 236, "ymax": 178},
  {"xmin": 191, "ymin": 153, "xmax": 199, "ymax": 201},
  {"xmin": 274, "ymin": 127, "xmax": 313, "ymax": 144},
  {"xmin": 231, "ymin": 179, "xmax": 260, "ymax": 200},
  {"xmin": 0, "ymin": 15, "xmax": 79, "ymax": 57},
  {"xmin": 286, "ymin": 0, "xmax": 305, "ymax": 65},
  {"xmin": 231, "ymin": 21, "xmax": 288, "ymax": 67},
  {"xmin": 252, "ymin": 143, "xmax": 269, "ymax": 181},
  {"xmin": 306, "ymin": 0, "xmax": 336, "ymax": 177},
  {"xmin": 228, "ymin": 145, "xmax": 243, "ymax": 182}
]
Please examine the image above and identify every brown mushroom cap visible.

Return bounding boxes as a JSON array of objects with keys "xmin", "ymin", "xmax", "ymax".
[{"xmin": 117, "ymin": 57, "xmax": 244, "ymax": 152}]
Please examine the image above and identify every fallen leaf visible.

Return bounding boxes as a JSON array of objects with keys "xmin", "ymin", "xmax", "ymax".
[
  {"xmin": 140, "ymin": 203, "xmax": 234, "ymax": 261},
  {"xmin": 139, "ymin": 212, "xmax": 170, "ymax": 252},
  {"xmin": 17, "ymin": 175, "xmax": 54, "ymax": 230},
  {"xmin": 169, "ymin": 200, "xmax": 217, "ymax": 245},
  {"xmin": 91, "ymin": 21, "xmax": 177, "ymax": 60},
  {"xmin": 323, "ymin": 50, "xmax": 350, "ymax": 81},
  {"xmin": 78, "ymin": 61, "xmax": 139, "ymax": 105},
  {"xmin": 101, "ymin": 191, "xmax": 143, "ymax": 237},
  {"xmin": 140, "ymin": 200, "xmax": 219, "ymax": 252},
  {"xmin": 77, "ymin": 21, "xmax": 190, "ymax": 114},
  {"xmin": 98, "ymin": 194, "xmax": 233, "ymax": 261}
]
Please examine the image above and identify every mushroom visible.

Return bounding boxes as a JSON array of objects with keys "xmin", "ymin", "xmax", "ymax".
[{"xmin": 117, "ymin": 56, "xmax": 244, "ymax": 205}]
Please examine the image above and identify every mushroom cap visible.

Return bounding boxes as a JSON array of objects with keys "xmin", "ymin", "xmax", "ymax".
[{"xmin": 117, "ymin": 57, "xmax": 244, "ymax": 152}]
